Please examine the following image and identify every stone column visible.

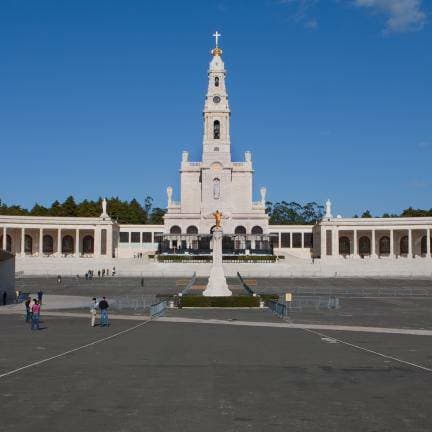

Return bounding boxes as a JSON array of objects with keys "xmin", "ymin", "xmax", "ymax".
[
  {"xmin": 408, "ymin": 229, "xmax": 413, "ymax": 258},
  {"xmin": 57, "ymin": 229, "xmax": 62, "ymax": 257},
  {"xmin": 320, "ymin": 227, "xmax": 326, "ymax": 258},
  {"xmin": 75, "ymin": 229, "xmax": 80, "ymax": 258},
  {"xmin": 353, "ymin": 230, "xmax": 358, "ymax": 257},
  {"xmin": 2, "ymin": 227, "xmax": 6, "ymax": 250},
  {"xmin": 389, "ymin": 229, "xmax": 394, "ymax": 258},
  {"xmin": 21, "ymin": 228, "xmax": 25, "ymax": 257},
  {"xmin": 39, "ymin": 228, "xmax": 43, "ymax": 256},
  {"xmin": 94, "ymin": 228, "xmax": 101, "ymax": 257},
  {"xmin": 332, "ymin": 228, "xmax": 338, "ymax": 257},
  {"xmin": 427, "ymin": 228, "xmax": 431, "ymax": 258},
  {"xmin": 278, "ymin": 232, "xmax": 281, "ymax": 250},
  {"xmin": 107, "ymin": 227, "xmax": 113, "ymax": 258},
  {"xmin": 371, "ymin": 229, "xmax": 377, "ymax": 258}
]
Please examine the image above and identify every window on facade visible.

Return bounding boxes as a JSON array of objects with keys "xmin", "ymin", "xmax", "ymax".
[
  {"xmin": 142, "ymin": 232, "xmax": 152, "ymax": 243},
  {"xmin": 234, "ymin": 226, "xmax": 246, "ymax": 235},
  {"xmin": 43, "ymin": 235, "xmax": 54, "ymax": 254},
  {"xmin": 83, "ymin": 235, "xmax": 94, "ymax": 254},
  {"xmin": 24, "ymin": 234, "xmax": 33, "ymax": 254},
  {"xmin": 379, "ymin": 236, "xmax": 390, "ymax": 255},
  {"xmin": 281, "ymin": 233, "xmax": 290, "ymax": 248},
  {"xmin": 339, "ymin": 236, "xmax": 350, "ymax": 255},
  {"xmin": 215, "ymin": 76, "xmax": 219, "ymax": 87},
  {"xmin": 214, "ymin": 147, "xmax": 219, "ymax": 151},
  {"xmin": 400, "ymin": 236, "xmax": 408, "ymax": 255},
  {"xmin": 186, "ymin": 226, "xmax": 198, "ymax": 235},
  {"xmin": 303, "ymin": 233, "xmax": 313, "ymax": 248},
  {"xmin": 131, "ymin": 232, "xmax": 140, "ymax": 243},
  {"xmin": 213, "ymin": 178, "xmax": 220, "ymax": 200},
  {"xmin": 170, "ymin": 226, "xmax": 181, "ymax": 235},
  {"xmin": 292, "ymin": 233, "xmax": 302, "ymax": 248},
  {"xmin": 213, "ymin": 120, "xmax": 220, "ymax": 139},
  {"xmin": 270, "ymin": 233, "xmax": 279, "ymax": 248},
  {"xmin": 251, "ymin": 226, "xmax": 263, "ymax": 235},
  {"xmin": 62, "ymin": 235, "xmax": 74, "ymax": 254},
  {"xmin": 154, "ymin": 232, "xmax": 163, "ymax": 244},
  {"xmin": 359, "ymin": 236, "xmax": 371, "ymax": 255},
  {"xmin": 119, "ymin": 232, "xmax": 129, "ymax": 243}
]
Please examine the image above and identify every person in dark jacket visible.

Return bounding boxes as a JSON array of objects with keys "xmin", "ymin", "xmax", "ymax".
[{"xmin": 99, "ymin": 297, "xmax": 109, "ymax": 327}]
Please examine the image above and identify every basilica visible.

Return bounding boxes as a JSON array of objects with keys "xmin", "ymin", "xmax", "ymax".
[{"xmin": 1, "ymin": 35, "xmax": 431, "ymax": 275}]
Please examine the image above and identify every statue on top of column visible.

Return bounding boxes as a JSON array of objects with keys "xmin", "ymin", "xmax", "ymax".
[
  {"xmin": 213, "ymin": 210, "xmax": 222, "ymax": 230},
  {"xmin": 100, "ymin": 198, "xmax": 108, "ymax": 218}
]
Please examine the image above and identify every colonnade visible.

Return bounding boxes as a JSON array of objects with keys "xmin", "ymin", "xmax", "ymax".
[
  {"xmin": 1, "ymin": 226, "xmax": 112, "ymax": 258},
  {"xmin": 321, "ymin": 227, "xmax": 432, "ymax": 259}
]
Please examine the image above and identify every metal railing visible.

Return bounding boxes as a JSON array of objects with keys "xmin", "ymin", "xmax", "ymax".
[
  {"xmin": 268, "ymin": 296, "xmax": 340, "ymax": 317},
  {"xmin": 237, "ymin": 272, "xmax": 255, "ymax": 296},
  {"xmin": 150, "ymin": 299, "xmax": 168, "ymax": 317},
  {"xmin": 180, "ymin": 272, "xmax": 197, "ymax": 296}
]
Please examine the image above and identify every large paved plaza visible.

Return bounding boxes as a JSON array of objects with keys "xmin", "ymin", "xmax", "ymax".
[{"xmin": 1, "ymin": 297, "xmax": 432, "ymax": 432}]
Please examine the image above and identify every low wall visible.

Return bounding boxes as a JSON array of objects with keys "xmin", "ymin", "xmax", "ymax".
[
  {"xmin": 0, "ymin": 251, "xmax": 15, "ymax": 304},
  {"xmin": 15, "ymin": 256, "xmax": 432, "ymax": 278}
]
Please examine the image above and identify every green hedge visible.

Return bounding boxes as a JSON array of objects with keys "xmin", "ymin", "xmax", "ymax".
[
  {"xmin": 157, "ymin": 255, "xmax": 212, "ymax": 263},
  {"xmin": 180, "ymin": 296, "xmax": 260, "ymax": 308}
]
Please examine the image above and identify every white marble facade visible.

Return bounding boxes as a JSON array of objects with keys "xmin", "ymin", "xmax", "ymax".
[{"xmin": 163, "ymin": 38, "xmax": 268, "ymax": 236}]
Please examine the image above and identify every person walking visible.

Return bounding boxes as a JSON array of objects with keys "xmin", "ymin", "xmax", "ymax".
[
  {"xmin": 24, "ymin": 297, "xmax": 31, "ymax": 322},
  {"xmin": 31, "ymin": 299, "xmax": 41, "ymax": 330},
  {"xmin": 90, "ymin": 297, "xmax": 98, "ymax": 327},
  {"xmin": 99, "ymin": 297, "xmax": 109, "ymax": 327},
  {"xmin": 2, "ymin": 291, "xmax": 6, "ymax": 306}
]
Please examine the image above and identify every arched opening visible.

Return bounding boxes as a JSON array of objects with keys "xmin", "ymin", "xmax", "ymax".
[
  {"xmin": 234, "ymin": 226, "xmax": 247, "ymax": 235},
  {"xmin": 62, "ymin": 235, "xmax": 74, "ymax": 254},
  {"xmin": 213, "ymin": 120, "xmax": 220, "ymax": 139},
  {"xmin": 339, "ymin": 236, "xmax": 350, "ymax": 256},
  {"xmin": 421, "ymin": 236, "xmax": 432, "ymax": 255},
  {"xmin": 170, "ymin": 226, "xmax": 181, "ymax": 235},
  {"xmin": 379, "ymin": 236, "xmax": 390, "ymax": 255},
  {"xmin": 186, "ymin": 226, "xmax": 198, "ymax": 235},
  {"xmin": 358, "ymin": 236, "xmax": 371, "ymax": 256},
  {"xmin": 43, "ymin": 235, "xmax": 54, "ymax": 254},
  {"xmin": 251, "ymin": 226, "xmax": 263, "ymax": 235},
  {"xmin": 1, "ymin": 234, "xmax": 12, "ymax": 253},
  {"xmin": 400, "ymin": 236, "xmax": 409, "ymax": 255},
  {"xmin": 213, "ymin": 178, "xmax": 220, "ymax": 199},
  {"xmin": 83, "ymin": 235, "xmax": 94, "ymax": 254},
  {"xmin": 215, "ymin": 76, "xmax": 219, "ymax": 87},
  {"xmin": 24, "ymin": 234, "xmax": 33, "ymax": 255}
]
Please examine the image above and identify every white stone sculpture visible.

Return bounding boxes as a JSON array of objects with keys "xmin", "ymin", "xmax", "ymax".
[
  {"xmin": 100, "ymin": 198, "xmax": 108, "ymax": 218},
  {"xmin": 182, "ymin": 151, "xmax": 189, "ymax": 162},
  {"xmin": 245, "ymin": 151, "xmax": 251, "ymax": 162},
  {"xmin": 325, "ymin": 199, "xmax": 333, "ymax": 219},
  {"xmin": 166, "ymin": 186, "xmax": 173, "ymax": 206}
]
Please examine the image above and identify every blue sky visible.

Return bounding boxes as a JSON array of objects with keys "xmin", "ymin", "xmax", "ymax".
[{"xmin": 1, "ymin": 0, "xmax": 431, "ymax": 217}]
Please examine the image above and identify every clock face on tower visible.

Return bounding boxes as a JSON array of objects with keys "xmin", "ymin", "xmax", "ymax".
[{"xmin": 213, "ymin": 96, "xmax": 221, "ymax": 104}]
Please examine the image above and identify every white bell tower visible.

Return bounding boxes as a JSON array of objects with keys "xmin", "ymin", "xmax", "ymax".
[{"xmin": 202, "ymin": 31, "xmax": 231, "ymax": 164}]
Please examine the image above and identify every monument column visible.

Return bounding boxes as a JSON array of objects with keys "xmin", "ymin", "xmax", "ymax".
[
  {"xmin": 75, "ymin": 229, "xmax": 80, "ymax": 258},
  {"xmin": 427, "ymin": 228, "xmax": 431, "ymax": 258},
  {"xmin": 39, "ymin": 228, "xmax": 43, "ymax": 256},
  {"xmin": 21, "ymin": 228, "xmax": 25, "ymax": 257},
  {"xmin": 2, "ymin": 227, "xmax": 6, "ymax": 250},
  {"xmin": 408, "ymin": 229, "xmax": 413, "ymax": 258}
]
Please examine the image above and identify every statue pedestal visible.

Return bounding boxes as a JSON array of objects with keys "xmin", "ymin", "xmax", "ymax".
[{"xmin": 203, "ymin": 229, "xmax": 232, "ymax": 297}]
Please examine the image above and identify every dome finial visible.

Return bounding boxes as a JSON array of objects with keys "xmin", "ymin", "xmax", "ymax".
[{"xmin": 211, "ymin": 31, "xmax": 223, "ymax": 56}]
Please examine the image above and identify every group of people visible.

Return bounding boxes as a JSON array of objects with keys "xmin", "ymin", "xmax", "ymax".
[
  {"xmin": 85, "ymin": 267, "xmax": 116, "ymax": 279},
  {"xmin": 90, "ymin": 297, "xmax": 110, "ymax": 327},
  {"xmin": 24, "ymin": 291, "xmax": 44, "ymax": 330},
  {"xmin": 133, "ymin": 253, "xmax": 144, "ymax": 259}
]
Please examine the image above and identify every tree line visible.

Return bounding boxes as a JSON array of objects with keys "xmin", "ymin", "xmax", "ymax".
[
  {"xmin": 0, "ymin": 196, "xmax": 166, "ymax": 224},
  {"xmin": 1, "ymin": 197, "xmax": 431, "ymax": 225}
]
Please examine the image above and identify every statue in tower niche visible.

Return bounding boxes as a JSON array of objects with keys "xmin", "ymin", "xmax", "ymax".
[{"xmin": 213, "ymin": 209, "xmax": 222, "ymax": 230}]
